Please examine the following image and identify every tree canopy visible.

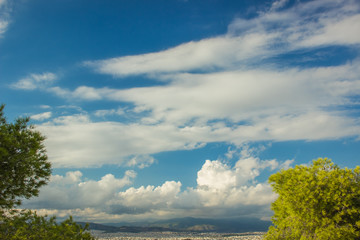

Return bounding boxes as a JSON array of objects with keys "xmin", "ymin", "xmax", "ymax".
[
  {"xmin": 0, "ymin": 104, "xmax": 51, "ymax": 210},
  {"xmin": 264, "ymin": 158, "xmax": 360, "ymax": 240},
  {"xmin": 0, "ymin": 105, "xmax": 94, "ymax": 239},
  {"xmin": 0, "ymin": 211, "xmax": 94, "ymax": 240}
]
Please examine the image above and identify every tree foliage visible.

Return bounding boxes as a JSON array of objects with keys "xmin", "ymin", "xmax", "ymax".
[
  {"xmin": 0, "ymin": 105, "xmax": 95, "ymax": 239},
  {"xmin": 264, "ymin": 158, "xmax": 360, "ymax": 240},
  {"xmin": 0, "ymin": 210, "xmax": 94, "ymax": 240},
  {"xmin": 0, "ymin": 104, "xmax": 51, "ymax": 209}
]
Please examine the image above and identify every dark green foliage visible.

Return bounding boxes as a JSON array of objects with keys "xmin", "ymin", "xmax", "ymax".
[
  {"xmin": 0, "ymin": 104, "xmax": 51, "ymax": 209},
  {"xmin": 0, "ymin": 210, "xmax": 95, "ymax": 240},
  {"xmin": 0, "ymin": 105, "xmax": 95, "ymax": 239},
  {"xmin": 264, "ymin": 158, "xmax": 360, "ymax": 240}
]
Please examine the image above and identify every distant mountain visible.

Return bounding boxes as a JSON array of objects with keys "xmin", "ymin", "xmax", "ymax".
[
  {"xmin": 92, "ymin": 217, "xmax": 271, "ymax": 233},
  {"xmin": 78, "ymin": 222, "xmax": 174, "ymax": 233},
  {"xmin": 145, "ymin": 217, "xmax": 271, "ymax": 233}
]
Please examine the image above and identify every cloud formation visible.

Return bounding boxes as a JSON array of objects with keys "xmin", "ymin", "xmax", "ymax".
[
  {"xmin": 11, "ymin": 72, "xmax": 57, "ymax": 90},
  {"xmin": 31, "ymin": 112, "xmax": 52, "ymax": 121},
  {"xmin": 25, "ymin": 170, "xmax": 136, "ymax": 210},
  {"xmin": 0, "ymin": 0, "xmax": 9, "ymax": 37},
  {"xmin": 35, "ymin": 63, "xmax": 360, "ymax": 168},
  {"xmin": 86, "ymin": 0, "xmax": 360, "ymax": 76},
  {"xmin": 5, "ymin": 0, "xmax": 360, "ymax": 223},
  {"xmin": 25, "ymin": 151, "xmax": 289, "ymax": 221}
]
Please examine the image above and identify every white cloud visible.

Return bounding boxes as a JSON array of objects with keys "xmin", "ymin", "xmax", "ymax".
[
  {"xmin": 37, "ymin": 115, "xmax": 203, "ymax": 167},
  {"xmin": 85, "ymin": 34, "xmax": 275, "ymax": 77},
  {"xmin": 36, "ymin": 105, "xmax": 360, "ymax": 168},
  {"xmin": 85, "ymin": 0, "xmax": 360, "ymax": 77},
  {"xmin": 12, "ymin": 72, "xmax": 57, "ymax": 90},
  {"xmin": 115, "ymin": 64, "xmax": 360, "ymax": 124},
  {"xmin": 300, "ymin": 14, "xmax": 360, "ymax": 46},
  {"xmin": 31, "ymin": 112, "xmax": 52, "ymax": 121},
  {"xmin": 19, "ymin": 1, "xmax": 359, "ymax": 165},
  {"xmin": 0, "ymin": 0, "xmax": 6, "ymax": 8},
  {"xmin": 114, "ymin": 153, "xmax": 284, "ymax": 217},
  {"xmin": 39, "ymin": 105, "xmax": 51, "ymax": 109},
  {"xmin": 7, "ymin": 0, "xmax": 360, "ymax": 223},
  {"xmin": 126, "ymin": 155, "xmax": 155, "ymax": 169},
  {"xmin": 269, "ymin": 0, "xmax": 289, "ymax": 11},
  {"xmin": 112, "ymin": 181, "xmax": 182, "ymax": 212},
  {"xmin": 72, "ymin": 86, "xmax": 105, "ymax": 100},
  {"xmin": 48, "ymin": 85, "xmax": 116, "ymax": 101},
  {"xmin": 197, "ymin": 160, "xmax": 237, "ymax": 191},
  {"xmin": 26, "ymin": 150, "xmax": 287, "ymax": 221},
  {"xmin": 94, "ymin": 108, "xmax": 125, "ymax": 117},
  {"xmin": 25, "ymin": 170, "xmax": 136, "ymax": 210},
  {"xmin": 41, "ymin": 62, "xmax": 360, "ymax": 126},
  {"xmin": 0, "ymin": 0, "xmax": 9, "ymax": 37},
  {"xmin": 0, "ymin": 20, "xmax": 8, "ymax": 36}
]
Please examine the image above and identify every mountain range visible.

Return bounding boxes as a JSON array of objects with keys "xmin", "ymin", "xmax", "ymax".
[{"xmin": 80, "ymin": 217, "xmax": 271, "ymax": 233}]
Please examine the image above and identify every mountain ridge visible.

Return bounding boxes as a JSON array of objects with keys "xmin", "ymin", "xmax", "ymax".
[{"xmin": 80, "ymin": 217, "xmax": 271, "ymax": 233}]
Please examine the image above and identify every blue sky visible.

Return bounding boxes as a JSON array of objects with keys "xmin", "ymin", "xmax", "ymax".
[{"xmin": 1, "ymin": 0, "xmax": 360, "ymax": 223}]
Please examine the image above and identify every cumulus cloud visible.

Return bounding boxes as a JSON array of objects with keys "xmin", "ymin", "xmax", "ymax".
[
  {"xmin": 109, "ymin": 153, "xmax": 282, "ymax": 219},
  {"xmin": 189, "ymin": 156, "xmax": 282, "ymax": 209},
  {"xmin": 24, "ymin": 170, "xmax": 136, "ymax": 210},
  {"xmin": 26, "ymin": 150, "xmax": 289, "ymax": 221},
  {"xmin": 109, "ymin": 181, "xmax": 182, "ymax": 214}
]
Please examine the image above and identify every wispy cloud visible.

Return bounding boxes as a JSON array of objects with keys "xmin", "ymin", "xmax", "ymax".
[
  {"xmin": 6, "ymin": 0, "xmax": 360, "ymax": 223},
  {"xmin": 0, "ymin": 0, "xmax": 9, "ymax": 37},
  {"xmin": 23, "ymin": 0, "xmax": 359, "ymax": 170},
  {"xmin": 37, "ymin": 108, "xmax": 359, "ymax": 169},
  {"xmin": 33, "ymin": 59, "xmax": 360, "ymax": 170},
  {"xmin": 94, "ymin": 108, "xmax": 125, "ymax": 117},
  {"xmin": 11, "ymin": 72, "xmax": 57, "ymax": 90},
  {"xmin": 30, "ymin": 0, "xmax": 360, "ymax": 169},
  {"xmin": 84, "ymin": 34, "xmax": 274, "ymax": 77},
  {"xmin": 0, "ymin": 20, "xmax": 7, "ymax": 36},
  {"xmin": 86, "ymin": 0, "xmax": 360, "ymax": 77},
  {"xmin": 269, "ymin": 0, "xmax": 289, "ymax": 12},
  {"xmin": 126, "ymin": 155, "xmax": 156, "ymax": 169},
  {"xmin": 31, "ymin": 112, "xmax": 52, "ymax": 121}
]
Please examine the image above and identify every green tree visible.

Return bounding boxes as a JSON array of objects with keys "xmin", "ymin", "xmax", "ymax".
[
  {"xmin": 0, "ymin": 210, "xmax": 94, "ymax": 240},
  {"xmin": 0, "ymin": 104, "xmax": 51, "ymax": 210},
  {"xmin": 264, "ymin": 158, "xmax": 360, "ymax": 240},
  {"xmin": 0, "ymin": 105, "xmax": 95, "ymax": 239}
]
